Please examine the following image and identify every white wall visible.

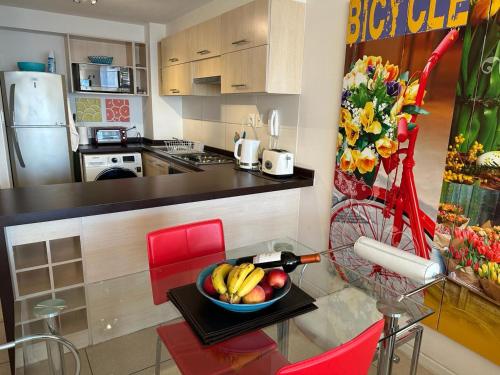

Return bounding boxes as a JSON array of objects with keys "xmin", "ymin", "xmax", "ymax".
[
  {"xmin": 295, "ymin": 0, "xmax": 346, "ymax": 250},
  {"xmin": 0, "ymin": 5, "xmax": 145, "ymax": 42},
  {"xmin": 144, "ymin": 23, "xmax": 183, "ymax": 140}
]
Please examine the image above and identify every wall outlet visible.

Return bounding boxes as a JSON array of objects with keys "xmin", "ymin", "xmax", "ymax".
[{"xmin": 247, "ymin": 113, "xmax": 263, "ymax": 128}]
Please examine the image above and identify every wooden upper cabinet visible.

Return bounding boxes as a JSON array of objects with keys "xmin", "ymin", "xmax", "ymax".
[
  {"xmin": 189, "ymin": 16, "xmax": 221, "ymax": 61},
  {"xmin": 221, "ymin": 46, "xmax": 267, "ymax": 94},
  {"xmin": 221, "ymin": 0, "xmax": 269, "ymax": 54},
  {"xmin": 161, "ymin": 31, "xmax": 189, "ymax": 67},
  {"xmin": 163, "ymin": 63, "xmax": 192, "ymax": 96}
]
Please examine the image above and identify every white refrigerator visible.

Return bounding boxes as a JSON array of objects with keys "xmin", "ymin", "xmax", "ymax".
[{"xmin": 0, "ymin": 71, "xmax": 73, "ymax": 187}]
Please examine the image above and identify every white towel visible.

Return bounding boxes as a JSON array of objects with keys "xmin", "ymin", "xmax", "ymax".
[{"xmin": 67, "ymin": 98, "xmax": 79, "ymax": 152}]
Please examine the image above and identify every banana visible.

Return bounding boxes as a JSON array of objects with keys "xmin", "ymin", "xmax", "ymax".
[
  {"xmin": 237, "ymin": 267, "xmax": 265, "ymax": 297},
  {"xmin": 211, "ymin": 263, "xmax": 233, "ymax": 295},
  {"xmin": 227, "ymin": 263, "xmax": 255, "ymax": 295}
]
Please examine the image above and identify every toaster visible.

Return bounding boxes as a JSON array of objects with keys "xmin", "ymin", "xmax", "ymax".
[{"xmin": 262, "ymin": 149, "xmax": 294, "ymax": 176}]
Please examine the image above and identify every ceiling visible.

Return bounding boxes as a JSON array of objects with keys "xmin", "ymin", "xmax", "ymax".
[{"xmin": 0, "ymin": 0, "xmax": 214, "ymax": 24}]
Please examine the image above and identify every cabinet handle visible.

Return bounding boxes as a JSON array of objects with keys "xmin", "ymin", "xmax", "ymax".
[
  {"xmin": 231, "ymin": 84, "xmax": 247, "ymax": 88},
  {"xmin": 232, "ymin": 39, "xmax": 250, "ymax": 45},
  {"xmin": 170, "ymin": 89, "xmax": 180, "ymax": 93},
  {"xmin": 197, "ymin": 49, "xmax": 210, "ymax": 55},
  {"xmin": 169, "ymin": 57, "xmax": 179, "ymax": 62}
]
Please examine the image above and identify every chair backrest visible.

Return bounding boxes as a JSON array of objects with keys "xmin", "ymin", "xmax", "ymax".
[
  {"xmin": 147, "ymin": 219, "xmax": 225, "ymax": 269},
  {"xmin": 276, "ymin": 319, "xmax": 384, "ymax": 375}
]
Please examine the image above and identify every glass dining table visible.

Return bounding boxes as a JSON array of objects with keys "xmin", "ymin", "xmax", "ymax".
[{"xmin": 13, "ymin": 238, "xmax": 433, "ymax": 375}]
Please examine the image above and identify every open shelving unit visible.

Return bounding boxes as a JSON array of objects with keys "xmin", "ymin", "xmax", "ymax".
[
  {"xmin": 66, "ymin": 34, "xmax": 149, "ymax": 96},
  {"xmin": 9, "ymin": 235, "xmax": 89, "ymax": 348}
]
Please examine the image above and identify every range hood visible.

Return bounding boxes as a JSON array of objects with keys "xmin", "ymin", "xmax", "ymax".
[{"xmin": 193, "ymin": 76, "xmax": 221, "ymax": 85}]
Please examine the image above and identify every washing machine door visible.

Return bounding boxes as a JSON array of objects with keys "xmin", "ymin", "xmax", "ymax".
[{"xmin": 95, "ymin": 167, "xmax": 138, "ymax": 181}]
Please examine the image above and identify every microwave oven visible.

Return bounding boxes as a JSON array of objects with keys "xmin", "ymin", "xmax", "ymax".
[{"xmin": 72, "ymin": 63, "xmax": 133, "ymax": 94}]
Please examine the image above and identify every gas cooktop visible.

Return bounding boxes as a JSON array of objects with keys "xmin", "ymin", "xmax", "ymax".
[{"xmin": 169, "ymin": 152, "xmax": 234, "ymax": 166}]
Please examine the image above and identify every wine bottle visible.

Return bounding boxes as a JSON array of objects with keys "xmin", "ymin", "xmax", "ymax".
[{"xmin": 235, "ymin": 251, "xmax": 321, "ymax": 273}]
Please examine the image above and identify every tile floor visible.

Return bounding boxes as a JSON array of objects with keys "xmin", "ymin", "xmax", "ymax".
[{"xmin": 2, "ymin": 324, "xmax": 438, "ymax": 375}]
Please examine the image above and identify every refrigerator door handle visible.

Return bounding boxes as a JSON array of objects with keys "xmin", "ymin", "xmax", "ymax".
[
  {"xmin": 9, "ymin": 84, "xmax": 26, "ymax": 168},
  {"xmin": 9, "ymin": 83, "xmax": 15, "ymax": 125}
]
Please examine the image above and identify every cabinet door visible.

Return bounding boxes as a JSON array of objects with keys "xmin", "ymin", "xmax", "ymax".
[
  {"xmin": 163, "ymin": 32, "xmax": 189, "ymax": 66},
  {"xmin": 221, "ymin": 0, "xmax": 269, "ymax": 54},
  {"xmin": 189, "ymin": 16, "xmax": 221, "ymax": 61},
  {"xmin": 221, "ymin": 45, "xmax": 267, "ymax": 94},
  {"xmin": 165, "ymin": 64, "xmax": 192, "ymax": 96}
]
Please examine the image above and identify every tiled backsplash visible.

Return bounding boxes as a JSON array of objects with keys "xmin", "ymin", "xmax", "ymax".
[{"xmin": 182, "ymin": 94, "xmax": 300, "ymax": 153}]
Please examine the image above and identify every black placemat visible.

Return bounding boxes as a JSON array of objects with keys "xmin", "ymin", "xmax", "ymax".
[{"xmin": 168, "ymin": 283, "xmax": 317, "ymax": 345}]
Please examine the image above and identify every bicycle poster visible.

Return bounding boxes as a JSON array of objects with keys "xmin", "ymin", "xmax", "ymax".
[{"xmin": 331, "ymin": 0, "xmax": 499, "ymax": 365}]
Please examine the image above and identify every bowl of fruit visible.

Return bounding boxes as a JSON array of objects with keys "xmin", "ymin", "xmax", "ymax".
[{"xmin": 196, "ymin": 260, "xmax": 291, "ymax": 313}]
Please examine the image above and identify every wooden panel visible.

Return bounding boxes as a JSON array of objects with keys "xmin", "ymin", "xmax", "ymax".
[
  {"xmin": 192, "ymin": 57, "xmax": 221, "ymax": 79},
  {"xmin": 189, "ymin": 16, "xmax": 221, "ymax": 61},
  {"xmin": 69, "ymin": 37, "xmax": 133, "ymax": 66},
  {"xmin": 81, "ymin": 189, "xmax": 300, "ymax": 283},
  {"xmin": 163, "ymin": 31, "xmax": 190, "ymax": 67},
  {"xmin": 221, "ymin": 0, "xmax": 269, "ymax": 54},
  {"xmin": 160, "ymin": 38, "xmax": 169, "ymax": 69},
  {"xmin": 221, "ymin": 45, "xmax": 267, "ymax": 94},
  {"xmin": 165, "ymin": 63, "xmax": 192, "ymax": 96},
  {"xmin": 6, "ymin": 219, "xmax": 81, "ymax": 246},
  {"xmin": 160, "ymin": 66, "xmax": 169, "ymax": 95},
  {"xmin": 267, "ymin": 0, "xmax": 305, "ymax": 94}
]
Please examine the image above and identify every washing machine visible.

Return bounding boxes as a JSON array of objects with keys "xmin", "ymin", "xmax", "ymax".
[{"xmin": 82, "ymin": 153, "xmax": 143, "ymax": 182}]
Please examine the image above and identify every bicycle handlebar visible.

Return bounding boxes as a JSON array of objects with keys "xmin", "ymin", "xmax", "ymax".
[
  {"xmin": 397, "ymin": 117, "xmax": 409, "ymax": 142},
  {"xmin": 415, "ymin": 29, "xmax": 459, "ymax": 107}
]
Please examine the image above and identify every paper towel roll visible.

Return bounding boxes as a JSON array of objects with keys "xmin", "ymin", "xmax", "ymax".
[
  {"xmin": 77, "ymin": 126, "xmax": 89, "ymax": 145},
  {"xmin": 353, "ymin": 237, "xmax": 440, "ymax": 284}
]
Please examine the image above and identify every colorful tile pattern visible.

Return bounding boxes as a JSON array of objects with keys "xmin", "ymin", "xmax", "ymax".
[
  {"xmin": 75, "ymin": 98, "xmax": 102, "ymax": 122},
  {"xmin": 105, "ymin": 99, "xmax": 130, "ymax": 122}
]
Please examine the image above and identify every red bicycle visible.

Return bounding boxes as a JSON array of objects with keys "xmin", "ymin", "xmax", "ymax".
[{"xmin": 330, "ymin": 29, "xmax": 459, "ymax": 293}]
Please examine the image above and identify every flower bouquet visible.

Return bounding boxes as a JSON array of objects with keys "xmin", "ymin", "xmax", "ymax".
[{"xmin": 335, "ymin": 55, "xmax": 426, "ymax": 199}]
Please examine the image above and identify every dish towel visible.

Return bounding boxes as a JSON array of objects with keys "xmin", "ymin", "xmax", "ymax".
[{"xmin": 67, "ymin": 98, "xmax": 79, "ymax": 152}]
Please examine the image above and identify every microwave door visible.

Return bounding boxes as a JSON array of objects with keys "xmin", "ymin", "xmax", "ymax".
[{"xmin": 100, "ymin": 66, "xmax": 119, "ymax": 91}]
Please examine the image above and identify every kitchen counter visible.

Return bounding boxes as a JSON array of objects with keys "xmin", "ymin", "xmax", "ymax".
[{"xmin": 0, "ymin": 165, "xmax": 313, "ymax": 227}]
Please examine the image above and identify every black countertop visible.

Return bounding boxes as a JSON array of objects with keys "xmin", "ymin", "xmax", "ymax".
[{"xmin": 0, "ymin": 144, "xmax": 314, "ymax": 227}]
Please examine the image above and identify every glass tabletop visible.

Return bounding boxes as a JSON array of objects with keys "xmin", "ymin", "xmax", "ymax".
[{"xmin": 13, "ymin": 238, "xmax": 433, "ymax": 374}]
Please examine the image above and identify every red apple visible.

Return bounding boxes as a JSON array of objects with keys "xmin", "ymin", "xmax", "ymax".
[
  {"xmin": 203, "ymin": 275, "xmax": 218, "ymax": 296},
  {"xmin": 242, "ymin": 285, "xmax": 266, "ymax": 304},
  {"xmin": 267, "ymin": 269, "xmax": 287, "ymax": 289},
  {"xmin": 259, "ymin": 280, "xmax": 274, "ymax": 301}
]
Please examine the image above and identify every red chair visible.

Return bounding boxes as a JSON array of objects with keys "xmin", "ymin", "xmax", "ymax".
[
  {"xmin": 276, "ymin": 319, "xmax": 384, "ymax": 375},
  {"xmin": 147, "ymin": 219, "xmax": 278, "ymax": 375}
]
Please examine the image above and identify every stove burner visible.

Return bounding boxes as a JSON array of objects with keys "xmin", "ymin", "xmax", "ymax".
[{"xmin": 171, "ymin": 152, "xmax": 234, "ymax": 166}]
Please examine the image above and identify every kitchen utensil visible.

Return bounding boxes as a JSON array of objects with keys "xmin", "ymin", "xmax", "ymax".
[
  {"xmin": 234, "ymin": 139, "xmax": 260, "ymax": 170},
  {"xmin": 17, "ymin": 62, "xmax": 46, "ymax": 72},
  {"xmin": 196, "ymin": 260, "xmax": 292, "ymax": 313},
  {"xmin": 268, "ymin": 110, "xmax": 279, "ymax": 149},
  {"xmin": 88, "ymin": 56, "xmax": 113, "ymax": 65},
  {"xmin": 262, "ymin": 149, "xmax": 294, "ymax": 176}
]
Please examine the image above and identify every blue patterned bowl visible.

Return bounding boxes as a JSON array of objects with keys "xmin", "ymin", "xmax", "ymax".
[
  {"xmin": 17, "ymin": 62, "xmax": 46, "ymax": 72},
  {"xmin": 88, "ymin": 56, "xmax": 113, "ymax": 65},
  {"xmin": 196, "ymin": 259, "xmax": 291, "ymax": 313}
]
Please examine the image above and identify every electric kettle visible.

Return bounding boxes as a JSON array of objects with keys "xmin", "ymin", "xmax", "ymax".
[{"xmin": 234, "ymin": 139, "xmax": 260, "ymax": 170}]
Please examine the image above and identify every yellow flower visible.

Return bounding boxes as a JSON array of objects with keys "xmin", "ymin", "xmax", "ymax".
[
  {"xmin": 340, "ymin": 108, "xmax": 352, "ymax": 128},
  {"xmin": 337, "ymin": 133, "xmax": 343, "ymax": 148},
  {"xmin": 403, "ymin": 80, "xmax": 424, "ymax": 106},
  {"xmin": 360, "ymin": 102, "xmax": 382, "ymax": 135},
  {"xmin": 340, "ymin": 148, "xmax": 359, "ymax": 173},
  {"xmin": 356, "ymin": 148, "xmax": 377, "ymax": 174},
  {"xmin": 471, "ymin": 0, "xmax": 500, "ymax": 26},
  {"xmin": 375, "ymin": 137, "xmax": 399, "ymax": 158},
  {"xmin": 345, "ymin": 121, "xmax": 360, "ymax": 146},
  {"xmin": 390, "ymin": 96, "xmax": 405, "ymax": 122},
  {"xmin": 384, "ymin": 62, "xmax": 399, "ymax": 82}
]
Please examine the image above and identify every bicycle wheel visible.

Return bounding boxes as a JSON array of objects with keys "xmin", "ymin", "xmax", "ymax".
[{"xmin": 329, "ymin": 198, "xmax": 433, "ymax": 294}]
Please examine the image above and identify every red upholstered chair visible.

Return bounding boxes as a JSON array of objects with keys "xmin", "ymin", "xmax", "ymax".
[
  {"xmin": 147, "ymin": 219, "xmax": 279, "ymax": 375},
  {"xmin": 276, "ymin": 319, "xmax": 384, "ymax": 375},
  {"xmin": 147, "ymin": 218, "xmax": 226, "ymax": 269}
]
